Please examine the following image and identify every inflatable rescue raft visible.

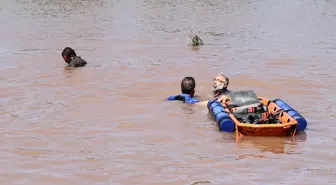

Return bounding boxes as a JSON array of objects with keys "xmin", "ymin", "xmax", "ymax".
[{"xmin": 207, "ymin": 91, "xmax": 307, "ymax": 139}]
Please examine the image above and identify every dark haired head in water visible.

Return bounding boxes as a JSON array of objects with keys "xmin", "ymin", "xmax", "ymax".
[
  {"xmin": 166, "ymin": 76, "xmax": 200, "ymax": 104},
  {"xmin": 61, "ymin": 47, "xmax": 87, "ymax": 67},
  {"xmin": 181, "ymin": 76, "xmax": 196, "ymax": 97}
]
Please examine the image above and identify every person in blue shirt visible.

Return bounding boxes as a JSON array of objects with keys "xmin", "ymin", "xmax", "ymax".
[{"xmin": 166, "ymin": 76, "xmax": 200, "ymax": 104}]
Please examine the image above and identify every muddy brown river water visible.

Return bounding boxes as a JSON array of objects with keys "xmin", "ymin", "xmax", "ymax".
[{"xmin": 1, "ymin": 0, "xmax": 336, "ymax": 184}]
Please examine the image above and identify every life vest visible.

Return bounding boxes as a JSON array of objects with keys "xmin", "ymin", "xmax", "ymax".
[{"xmin": 167, "ymin": 94, "xmax": 200, "ymax": 104}]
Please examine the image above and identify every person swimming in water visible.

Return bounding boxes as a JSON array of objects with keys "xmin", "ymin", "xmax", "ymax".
[
  {"xmin": 212, "ymin": 72, "xmax": 231, "ymax": 101},
  {"xmin": 197, "ymin": 73, "xmax": 231, "ymax": 105},
  {"xmin": 166, "ymin": 76, "xmax": 200, "ymax": 104},
  {"xmin": 61, "ymin": 47, "xmax": 87, "ymax": 67}
]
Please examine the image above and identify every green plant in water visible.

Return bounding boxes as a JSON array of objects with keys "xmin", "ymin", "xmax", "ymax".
[{"xmin": 189, "ymin": 31, "xmax": 204, "ymax": 46}]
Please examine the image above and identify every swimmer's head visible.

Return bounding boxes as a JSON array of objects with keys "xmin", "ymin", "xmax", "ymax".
[
  {"xmin": 181, "ymin": 77, "xmax": 196, "ymax": 96},
  {"xmin": 212, "ymin": 72, "xmax": 229, "ymax": 97},
  {"xmin": 61, "ymin": 47, "xmax": 76, "ymax": 64}
]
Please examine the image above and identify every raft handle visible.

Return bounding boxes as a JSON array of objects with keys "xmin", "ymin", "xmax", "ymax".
[{"xmin": 280, "ymin": 111, "xmax": 284, "ymax": 117}]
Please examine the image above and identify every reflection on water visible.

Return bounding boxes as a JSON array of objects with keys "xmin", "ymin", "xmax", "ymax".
[
  {"xmin": 1, "ymin": 0, "xmax": 336, "ymax": 184},
  {"xmin": 236, "ymin": 131, "xmax": 308, "ymax": 154}
]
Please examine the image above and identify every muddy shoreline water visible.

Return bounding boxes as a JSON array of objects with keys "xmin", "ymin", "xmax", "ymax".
[{"xmin": 1, "ymin": 0, "xmax": 336, "ymax": 184}]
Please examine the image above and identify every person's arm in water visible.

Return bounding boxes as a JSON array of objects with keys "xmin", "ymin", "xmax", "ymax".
[
  {"xmin": 195, "ymin": 95, "xmax": 230, "ymax": 106},
  {"xmin": 195, "ymin": 100, "xmax": 209, "ymax": 106}
]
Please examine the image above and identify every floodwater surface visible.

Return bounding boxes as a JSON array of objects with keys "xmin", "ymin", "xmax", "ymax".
[{"xmin": 1, "ymin": 0, "xmax": 336, "ymax": 184}]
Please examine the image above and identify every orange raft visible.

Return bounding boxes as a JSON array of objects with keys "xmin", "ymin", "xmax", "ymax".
[
  {"xmin": 207, "ymin": 91, "xmax": 300, "ymax": 139},
  {"xmin": 231, "ymin": 97, "xmax": 297, "ymax": 138}
]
